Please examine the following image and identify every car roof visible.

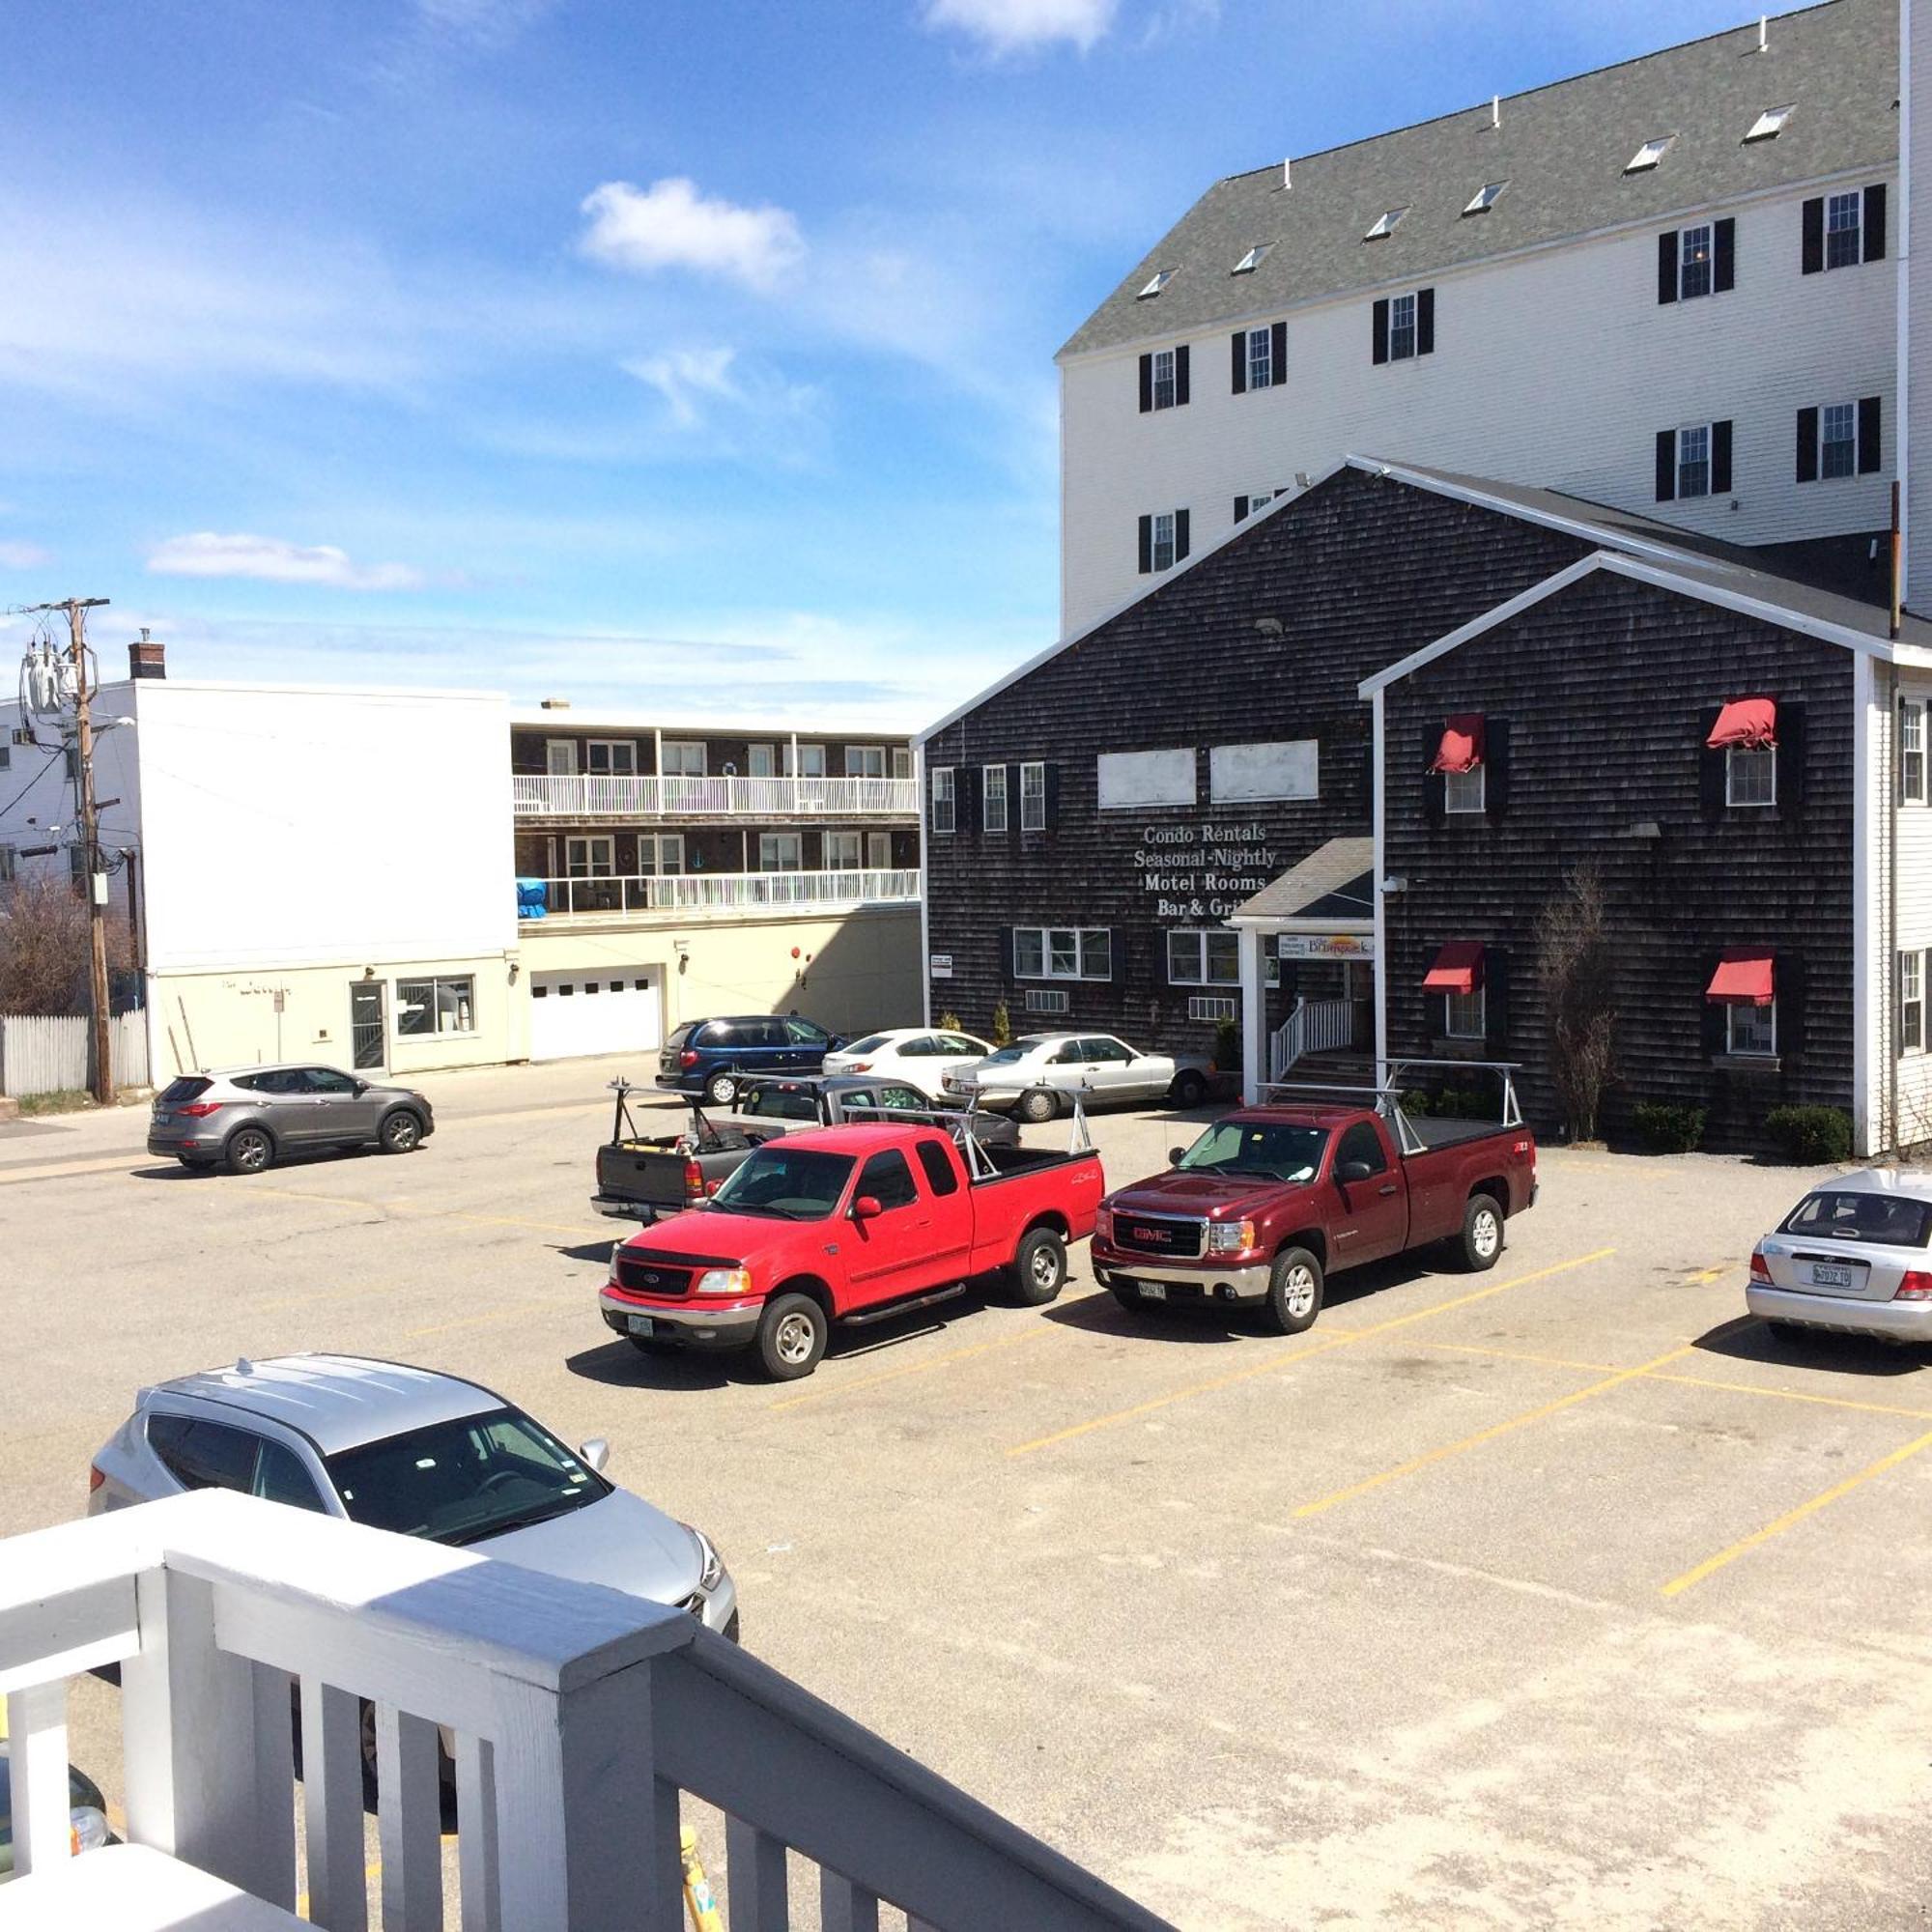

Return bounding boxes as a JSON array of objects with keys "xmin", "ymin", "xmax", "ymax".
[
  {"xmin": 145, "ymin": 1353, "xmax": 503, "ymax": 1456},
  {"xmin": 197, "ymin": 1062, "xmax": 335, "ymax": 1078},
  {"xmin": 1802, "ymin": 1167, "xmax": 1932, "ymax": 1202},
  {"xmin": 1228, "ymin": 1104, "xmax": 1373, "ymax": 1127},
  {"xmin": 767, "ymin": 1122, "xmax": 954, "ymax": 1156}
]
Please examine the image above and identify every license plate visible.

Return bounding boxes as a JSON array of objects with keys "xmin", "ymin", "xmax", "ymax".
[
  {"xmin": 1811, "ymin": 1264, "xmax": 1853, "ymax": 1289},
  {"xmin": 626, "ymin": 1314, "xmax": 655, "ymax": 1337},
  {"xmin": 1139, "ymin": 1282, "xmax": 1168, "ymax": 1301}
]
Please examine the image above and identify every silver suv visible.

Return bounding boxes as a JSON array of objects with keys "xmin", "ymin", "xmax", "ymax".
[{"xmin": 148, "ymin": 1064, "xmax": 434, "ymax": 1174}]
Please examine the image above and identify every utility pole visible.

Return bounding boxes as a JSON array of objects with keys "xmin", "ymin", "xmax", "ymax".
[{"xmin": 26, "ymin": 597, "xmax": 112, "ymax": 1102}]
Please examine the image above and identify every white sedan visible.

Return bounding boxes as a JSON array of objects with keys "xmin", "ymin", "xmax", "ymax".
[
  {"xmin": 944, "ymin": 1032, "xmax": 1203, "ymax": 1122},
  {"xmin": 820, "ymin": 1026, "xmax": 992, "ymax": 1100},
  {"xmin": 1747, "ymin": 1168, "xmax": 1932, "ymax": 1343}
]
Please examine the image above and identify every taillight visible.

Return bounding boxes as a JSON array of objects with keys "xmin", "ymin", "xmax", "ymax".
[
  {"xmin": 1748, "ymin": 1248, "xmax": 1772, "ymax": 1283},
  {"xmin": 1895, "ymin": 1271, "xmax": 1932, "ymax": 1302},
  {"xmin": 680, "ymin": 1049, "xmax": 699, "ymax": 1068},
  {"xmin": 684, "ymin": 1159, "xmax": 705, "ymax": 1200},
  {"xmin": 88, "ymin": 1464, "xmax": 104, "ymax": 1492},
  {"xmin": 176, "ymin": 1101, "xmax": 224, "ymax": 1118}
]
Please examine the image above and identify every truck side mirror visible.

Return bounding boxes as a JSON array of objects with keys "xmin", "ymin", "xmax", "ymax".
[
  {"xmin": 1168, "ymin": 1147, "xmax": 1187, "ymax": 1166},
  {"xmin": 576, "ymin": 1437, "xmax": 610, "ymax": 1474},
  {"xmin": 1337, "ymin": 1160, "xmax": 1375, "ymax": 1185},
  {"xmin": 851, "ymin": 1195, "xmax": 884, "ymax": 1221}
]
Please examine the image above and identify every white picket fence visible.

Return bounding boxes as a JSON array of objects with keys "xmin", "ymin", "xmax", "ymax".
[{"xmin": 0, "ymin": 1010, "xmax": 149, "ymax": 1097}]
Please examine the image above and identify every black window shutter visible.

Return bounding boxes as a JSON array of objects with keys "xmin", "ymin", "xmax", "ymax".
[
  {"xmin": 1234, "ymin": 495, "xmax": 1250, "ymax": 523},
  {"xmin": 1111, "ymin": 933, "xmax": 1128, "ymax": 989},
  {"xmin": 1697, "ymin": 704, "xmax": 1727, "ymax": 816},
  {"xmin": 1796, "ymin": 406, "xmax": 1820, "ymax": 484},
  {"xmin": 1484, "ymin": 717, "xmax": 1511, "ymax": 817},
  {"xmin": 1230, "ymin": 330, "xmax": 1247, "ymax": 395},
  {"xmin": 1372, "ymin": 298, "xmax": 1390, "ymax": 365},
  {"xmin": 1138, "ymin": 354, "xmax": 1153, "ymax": 413},
  {"xmin": 1174, "ymin": 508, "xmax": 1190, "ymax": 561},
  {"xmin": 1700, "ymin": 961, "xmax": 1728, "ymax": 1058},
  {"xmin": 1802, "ymin": 196, "xmax": 1825, "ymax": 274},
  {"xmin": 1007, "ymin": 764, "xmax": 1021, "ymax": 844},
  {"xmin": 1715, "ymin": 217, "xmax": 1736, "ymax": 293},
  {"xmin": 1416, "ymin": 286, "xmax": 1435, "ymax": 356},
  {"xmin": 1152, "ymin": 930, "xmax": 1172, "ymax": 992},
  {"xmin": 1711, "ymin": 419, "xmax": 1733, "ymax": 496},
  {"xmin": 1776, "ymin": 703, "xmax": 1807, "ymax": 811},
  {"xmin": 1658, "ymin": 231, "xmax": 1679, "ymax": 304},
  {"xmin": 1174, "ymin": 344, "xmax": 1190, "ymax": 407},
  {"xmin": 1484, "ymin": 950, "xmax": 1510, "ymax": 1051},
  {"xmin": 1043, "ymin": 763, "xmax": 1061, "ymax": 831},
  {"xmin": 1656, "ymin": 429, "xmax": 1677, "ymax": 502},
  {"xmin": 1137, "ymin": 514, "xmax": 1153, "ymax": 575},
  {"xmin": 1778, "ymin": 952, "xmax": 1806, "ymax": 1058},
  {"xmin": 1423, "ymin": 765, "xmax": 1446, "ymax": 826},
  {"xmin": 1865, "ymin": 183, "xmax": 1888, "ymax": 262},
  {"xmin": 1859, "ymin": 395, "xmax": 1883, "ymax": 474},
  {"xmin": 957, "ymin": 766, "xmax": 980, "ymax": 835},
  {"xmin": 1270, "ymin": 320, "xmax": 1287, "ymax": 380},
  {"xmin": 1000, "ymin": 928, "xmax": 1016, "ymax": 985}
]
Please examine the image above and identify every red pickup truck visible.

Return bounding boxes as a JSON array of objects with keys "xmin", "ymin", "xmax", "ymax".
[
  {"xmin": 598, "ymin": 1121, "xmax": 1104, "ymax": 1379},
  {"xmin": 1093, "ymin": 1100, "xmax": 1536, "ymax": 1334}
]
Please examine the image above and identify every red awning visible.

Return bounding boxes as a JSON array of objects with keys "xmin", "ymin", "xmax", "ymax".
[
  {"xmin": 1706, "ymin": 951, "xmax": 1775, "ymax": 1006},
  {"xmin": 1707, "ymin": 697, "xmax": 1776, "ymax": 750},
  {"xmin": 1430, "ymin": 714, "xmax": 1486, "ymax": 774},
  {"xmin": 1422, "ymin": 941, "xmax": 1486, "ymax": 995}
]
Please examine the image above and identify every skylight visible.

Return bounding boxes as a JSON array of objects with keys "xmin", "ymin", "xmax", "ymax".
[
  {"xmin": 1625, "ymin": 135, "xmax": 1675, "ymax": 174},
  {"xmin": 1232, "ymin": 244, "xmax": 1271, "ymax": 274},
  {"xmin": 1744, "ymin": 103, "xmax": 1794, "ymax": 142},
  {"xmin": 1463, "ymin": 182, "xmax": 1507, "ymax": 216},
  {"xmin": 1138, "ymin": 269, "xmax": 1176, "ymax": 298},
  {"xmin": 1364, "ymin": 207, "xmax": 1408, "ymax": 241}
]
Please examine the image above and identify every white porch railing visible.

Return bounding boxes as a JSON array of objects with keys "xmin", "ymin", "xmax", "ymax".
[
  {"xmin": 1268, "ymin": 997, "xmax": 1356, "ymax": 1081},
  {"xmin": 521, "ymin": 867, "xmax": 921, "ymax": 920},
  {"xmin": 513, "ymin": 775, "xmax": 921, "ymax": 820},
  {"xmin": 0, "ymin": 1490, "xmax": 1174, "ymax": 1932}
]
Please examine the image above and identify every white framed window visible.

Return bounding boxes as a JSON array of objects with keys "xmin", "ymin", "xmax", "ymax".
[
  {"xmin": 1902, "ymin": 951, "xmax": 1925, "ymax": 1054},
  {"xmin": 1826, "ymin": 189, "xmax": 1861, "ymax": 270},
  {"xmin": 1246, "ymin": 327, "xmax": 1274, "ymax": 390},
  {"xmin": 1364, "ymin": 207, "xmax": 1407, "ymax": 240},
  {"xmin": 640, "ymin": 833, "xmax": 684, "ymax": 874},
  {"xmin": 1232, "ymin": 244, "xmax": 1269, "ymax": 274},
  {"xmin": 892, "ymin": 747, "xmax": 912, "ymax": 780},
  {"xmin": 1821, "ymin": 401, "xmax": 1858, "ymax": 480},
  {"xmin": 545, "ymin": 738, "xmax": 578, "ymax": 777},
  {"xmin": 1726, "ymin": 743, "xmax": 1776, "ymax": 808},
  {"xmin": 785, "ymin": 742, "xmax": 828, "ymax": 779},
  {"xmin": 760, "ymin": 833, "xmax": 803, "ymax": 871},
  {"xmin": 823, "ymin": 831, "xmax": 861, "ymax": 869},
  {"xmin": 1676, "ymin": 424, "xmax": 1712, "ymax": 499},
  {"xmin": 1463, "ymin": 182, "xmax": 1506, "ymax": 216},
  {"xmin": 1151, "ymin": 349, "xmax": 1178, "ymax": 411},
  {"xmin": 1445, "ymin": 766, "xmax": 1487, "ymax": 814},
  {"xmin": 1151, "ymin": 511, "xmax": 1178, "ymax": 571},
  {"xmin": 565, "ymin": 835, "xmax": 614, "ymax": 877},
  {"xmin": 1900, "ymin": 698, "xmax": 1927, "ymax": 803},
  {"xmin": 1188, "ymin": 994, "xmax": 1238, "ymax": 1023},
  {"xmin": 748, "ymin": 743, "xmax": 778, "ymax": 779},
  {"xmin": 1168, "ymin": 929, "xmax": 1240, "ymax": 985},
  {"xmin": 1626, "ymin": 135, "xmax": 1674, "ymax": 174},
  {"xmin": 983, "ymin": 764, "xmax": 1009, "ymax": 833},
  {"xmin": 585, "ymin": 739, "xmax": 637, "ymax": 776},
  {"xmin": 845, "ymin": 745, "xmax": 887, "ymax": 779},
  {"xmin": 1138, "ymin": 269, "xmax": 1174, "ymax": 298},
  {"xmin": 1020, "ymin": 761, "xmax": 1047, "ymax": 832},
  {"xmin": 1024, "ymin": 987, "xmax": 1070, "ymax": 1015},
  {"xmin": 1728, "ymin": 1000, "xmax": 1777, "ymax": 1057},
  {"xmin": 930, "ymin": 767, "xmax": 955, "ymax": 835},
  {"xmin": 867, "ymin": 831, "xmax": 892, "ymax": 868},
  {"xmin": 1745, "ymin": 104, "xmax": 1793, "ymax": 143},
  {"xmin": 1389, "ymin": 292, "xmax": 1418, "ymax": 362},
  {"xmin": 1678, "ymin": 223, "xmax": 1714, "ymax": 300},
  {"xmin": 397, "ymin": 975, "xmax": 475, "ymax": 1038},
  {"xmin": 661, "ymin": 741, "xmax": 706, "ymax": 777},
  {"xmin": 1235, "ymin": 490, "xmax": 1276, "ymax": 522},
  {"xmin": 1443, "ymin": 987, "xmax": 1486, "ymax": 1039},
  {"xmin": 1016, "ymin": 926, "xmax": 1111, "ymax": 981}
]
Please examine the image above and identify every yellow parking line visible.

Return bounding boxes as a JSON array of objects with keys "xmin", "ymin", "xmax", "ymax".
[
  {"xmin": 1006, "ymin": 1248, "xmax": 1616, "ymax": 1458},
  {"xmin": 1292, "ymin": 1344, "xmax": 1695, "ymax": 1520},
  {"xmin": 770, "ymin": 1325, "xmax": 1049, "ymax": 1412},
  {"xmin": 1661, "ymin": 1424, "xmax": 1932, "ymax": 1597},
  {"xmin": 1417, "ymin": 1340, "xmax": 1621, "ymax": 1374},
  {"xmin": 1647, "ymin": 1372, "xmax": 1932, "ymax": 1423},
  {"xmin": 0, "ymin": 1154, "xmax": 142, "ymax": 1184}
]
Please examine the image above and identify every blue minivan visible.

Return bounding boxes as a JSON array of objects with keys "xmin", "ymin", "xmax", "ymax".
[{"xmin": 656, "ymin": 1015, "xmax": 844, "ymax": 1106}]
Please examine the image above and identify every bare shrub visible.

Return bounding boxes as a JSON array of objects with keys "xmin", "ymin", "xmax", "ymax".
[{"xmin": 1534, "ymin": 865, "xmax": 1617, "ymax": 1142}]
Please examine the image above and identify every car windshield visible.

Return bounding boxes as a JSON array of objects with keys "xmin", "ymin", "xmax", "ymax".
[
  {"xmin": 843, "ymin": 1033, "xmax": 891, "ymax": 1054},
  {"xmin": 1175, "ymin": 1121, "xmax": 1328, "ymax": 1182},
  {"xmin": 709, "ymin": 1146, "xmax": 856, "ymax": 1220},
  {"xmin": 325, "ymin": 1406, "xmax": 610, "ymax": 1547},
  {"xmin": 1781, "ymin": 1190, "xmax": 1932, "ymax": 1247}
]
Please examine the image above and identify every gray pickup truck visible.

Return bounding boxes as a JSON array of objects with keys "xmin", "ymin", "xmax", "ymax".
[{"xmin": 591, "ymin": 1074, "xmax": 1018, "ymax": 1222}]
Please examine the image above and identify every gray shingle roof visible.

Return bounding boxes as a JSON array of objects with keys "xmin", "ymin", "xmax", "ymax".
[
  {"xmin": 1061, "ymin": 0, "xmax": 1894, "ymax": 359},
  {"xmin": 1232, "ymin": 837, "xmax": 1376, "ymax": 923}
]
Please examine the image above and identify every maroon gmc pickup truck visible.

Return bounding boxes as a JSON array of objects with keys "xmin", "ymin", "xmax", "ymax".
[{"xmin": 1092, "ymin": 1099, "xmax": 1536, "ymax": 1334}]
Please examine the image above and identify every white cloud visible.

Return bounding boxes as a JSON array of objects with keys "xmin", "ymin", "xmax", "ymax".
[
  {"xmin": 145, "ymin": 532, "xmax": 426, "ymax": 592},
  {"xmin": 618, "ymin": 344, "xmax": 821, "ymax": 455},
  {"xmin": 923, "ymin": 0, "xmax": 1119, "ymax": 54},
  {"xmin": 622, "ymin": 345, "xmax": 745, "ymax": 430},
  {"xmin": 579, "ymin": 179, "xmax": 806, "ymax": 294},
  {"xmin": 0, "ymin": 539, "xmax": 51, "ymax": 570}
]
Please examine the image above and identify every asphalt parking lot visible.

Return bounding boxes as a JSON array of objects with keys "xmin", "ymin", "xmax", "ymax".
[{"xmin": 6, "ymin": 1058, "xmax": 1932, "ymax": 1928}]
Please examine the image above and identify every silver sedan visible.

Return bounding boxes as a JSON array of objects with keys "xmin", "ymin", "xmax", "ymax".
[{"xmin": 1747, "ymin": 1168, "xmax": 1932, "ymax": 1343}]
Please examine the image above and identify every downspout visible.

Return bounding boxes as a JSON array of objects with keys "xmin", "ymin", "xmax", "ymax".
[{"xmin": 1891, "ymin": 479, "xmax": 1904, "ymax": 1153}]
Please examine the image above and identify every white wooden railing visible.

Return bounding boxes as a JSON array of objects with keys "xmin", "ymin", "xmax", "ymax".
[
  {"xmin": 0, "ymin": 1490, "xmax": 1174, "ymax": 1932},
  {"xmin": 1268, "ymin": 997, "xmax": 1356, "ymax": 1080},
  {"xmin": 521, "ymin": 867, "xmax": 921, "ymax": 920},
  {"xmin": 513, "ymin": 775, "xmax": 921, "ymax": 820}
]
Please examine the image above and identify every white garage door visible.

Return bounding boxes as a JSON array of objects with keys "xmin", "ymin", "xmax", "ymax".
[{"xmin": 529, "ymin": 968, "xmax": 663, "ymax": 1062}]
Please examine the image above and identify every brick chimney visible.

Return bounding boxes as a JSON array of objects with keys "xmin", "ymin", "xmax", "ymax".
[{"xmin": 128, "ymin": 629, "xmax": 166, "ymax": 680}]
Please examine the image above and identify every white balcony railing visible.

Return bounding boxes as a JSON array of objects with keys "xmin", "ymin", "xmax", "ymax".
[
  {"xmin": 521, "ymin": 867, "xmax": 921, "ymax": 920},
  {"xmin": 513, "ymin": 774, "xmax": 921, "ymax": 820},
  {"xmin": 1268, "ymin": 997, "xmax": 1357, "ymax": 1080},
  {"xmin": 0, "ymin": 1489, "xmax": 1175, "ymax": 1932}
]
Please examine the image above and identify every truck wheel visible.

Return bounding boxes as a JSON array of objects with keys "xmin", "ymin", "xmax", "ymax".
[
  {"xmin": 756, "ymin": 1293, "xmax": 827, "ymax": 1380},
  {"xmin": 1261, "ymin": 1247, "xmax": 1323, "ymax": 1335},
  {"xmin": 1460, "ymin": 1194, "xmax": 1504, "ymax": 1271},
  {"xmin": 1009, "ymin": 1228, "xmax": 1067, "ymax": 1306},
  {"xmin": 1016, "ymin": 1087, "xmax": 1060, "ymax": 1124}
]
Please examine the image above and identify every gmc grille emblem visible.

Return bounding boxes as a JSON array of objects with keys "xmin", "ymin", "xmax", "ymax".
[{"xmin": 1132, "ymin": 1228, "xmax": 1163, "ymax": 1243}]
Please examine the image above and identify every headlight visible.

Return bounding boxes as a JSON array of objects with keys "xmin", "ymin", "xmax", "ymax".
[
  {"xmin": 1094, "ymin": 1208, "xmax": 1114, "ymax": 1243},
  {"xmin": 694, "ymin": 1266, "xmax": 753, "ymax": 1297},
  {"xmin": 1206, "ymin": 1219, "xmax": 1256, "ymax": 1255},
  {"xmin": 683, "ymin": 1522, "xmax": 725, "ymax": 1592}
]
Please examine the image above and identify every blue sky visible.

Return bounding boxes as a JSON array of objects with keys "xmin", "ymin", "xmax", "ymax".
[{"xmin": 2, "ymin": 0, "xmax": 1760, "ymax": 726}]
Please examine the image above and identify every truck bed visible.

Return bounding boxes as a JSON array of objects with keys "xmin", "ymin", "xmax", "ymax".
[{"xmin": 1406, "ymin": 1116, "xmax": 1518, "ymax": 1151}]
